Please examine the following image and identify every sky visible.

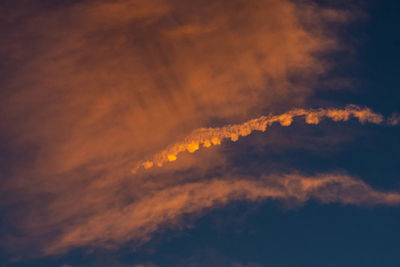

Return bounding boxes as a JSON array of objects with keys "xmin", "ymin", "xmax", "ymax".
[{"xmin": 0, "ymin": 0, "xmax": 399, "ymax": 266}]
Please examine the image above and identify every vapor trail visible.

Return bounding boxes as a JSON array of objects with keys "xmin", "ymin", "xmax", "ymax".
[{"xmin": 132, "ymin": 105, "xmax": 394, "ymax": 173}]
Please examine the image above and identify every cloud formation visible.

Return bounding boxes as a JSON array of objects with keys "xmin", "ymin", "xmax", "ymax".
[
  {"xmin": 44, "ymin": 173, "xmax": 400, "ymax": 254},
  {"xmin": 1, "ymin": 0, "xmax": 342, "ymax": 178},
  {"xmin": 2, "ymin": 0, "xmax": 395, "ymax": 260}
]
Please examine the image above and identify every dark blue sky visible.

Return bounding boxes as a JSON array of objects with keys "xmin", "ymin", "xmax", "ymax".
[{"xmin": 1, "ymin": 1, "xmax": 399, "ymax": 266}]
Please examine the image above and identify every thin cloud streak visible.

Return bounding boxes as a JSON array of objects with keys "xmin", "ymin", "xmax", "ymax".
[
  {"xmin": 45, "ymin": 173, "xmax": 400, "ymax": 255},
  {"xmin": 133, "ymin": 105, "xmax": 389, "ymax": 172}
]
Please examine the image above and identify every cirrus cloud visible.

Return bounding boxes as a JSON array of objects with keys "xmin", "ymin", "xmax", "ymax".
[{"xmin": 1, "ymin": 0, "xmax": 391, "ymax": 259}]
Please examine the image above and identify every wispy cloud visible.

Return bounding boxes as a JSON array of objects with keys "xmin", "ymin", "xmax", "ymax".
[
  {"xmin": 1, "ymin": 0, "xmax": 344, "ymax": 177},
  {"xmin": 1, "ymin": 0, "xmax": 392, "ymax": 260},
  {"xmin": 44, "ymin": 173, "xmax": 400, "ymax": 254}
]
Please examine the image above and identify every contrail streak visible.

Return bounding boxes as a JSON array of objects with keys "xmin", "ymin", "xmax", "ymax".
[{"xmin": 132, "ymin": 105, "xmax": 395, "ymax": 173}]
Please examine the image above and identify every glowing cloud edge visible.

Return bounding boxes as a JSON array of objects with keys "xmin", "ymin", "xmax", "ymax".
[{"xmin": 132, "ymin": 105, "xmax": 395, "ymax": 173}]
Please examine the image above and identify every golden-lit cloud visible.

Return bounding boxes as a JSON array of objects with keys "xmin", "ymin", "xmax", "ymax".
[
  {"xmin": 44, "ymin": 173, "xmax": 400, "ymax": 254},
  {"xmin": 132, "ymin": 105, "xmax": 385, "ymax": 172},
  {"xmin": 1, "ymin": 0, "xmax": 343, "ymax": 177},
  {"xmin": 2, "ymin": 0, "xmax": 396, "ymax": 259}
]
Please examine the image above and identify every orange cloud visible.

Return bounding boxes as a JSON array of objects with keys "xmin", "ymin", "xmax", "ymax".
[
  {"xmin": 132, "ymin": 105, "xmax": 385, "ymax": 172},
  {"xmin": 0, "ymin": 0, "xmax": 372, "ymax": 258},
  {"xmin": 43, "ymin": 173, "xmax": 400, "ymax": 254},
  {"xmin": 1, "ymin": 0, "xmax": 344, "ymax": 177}
]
